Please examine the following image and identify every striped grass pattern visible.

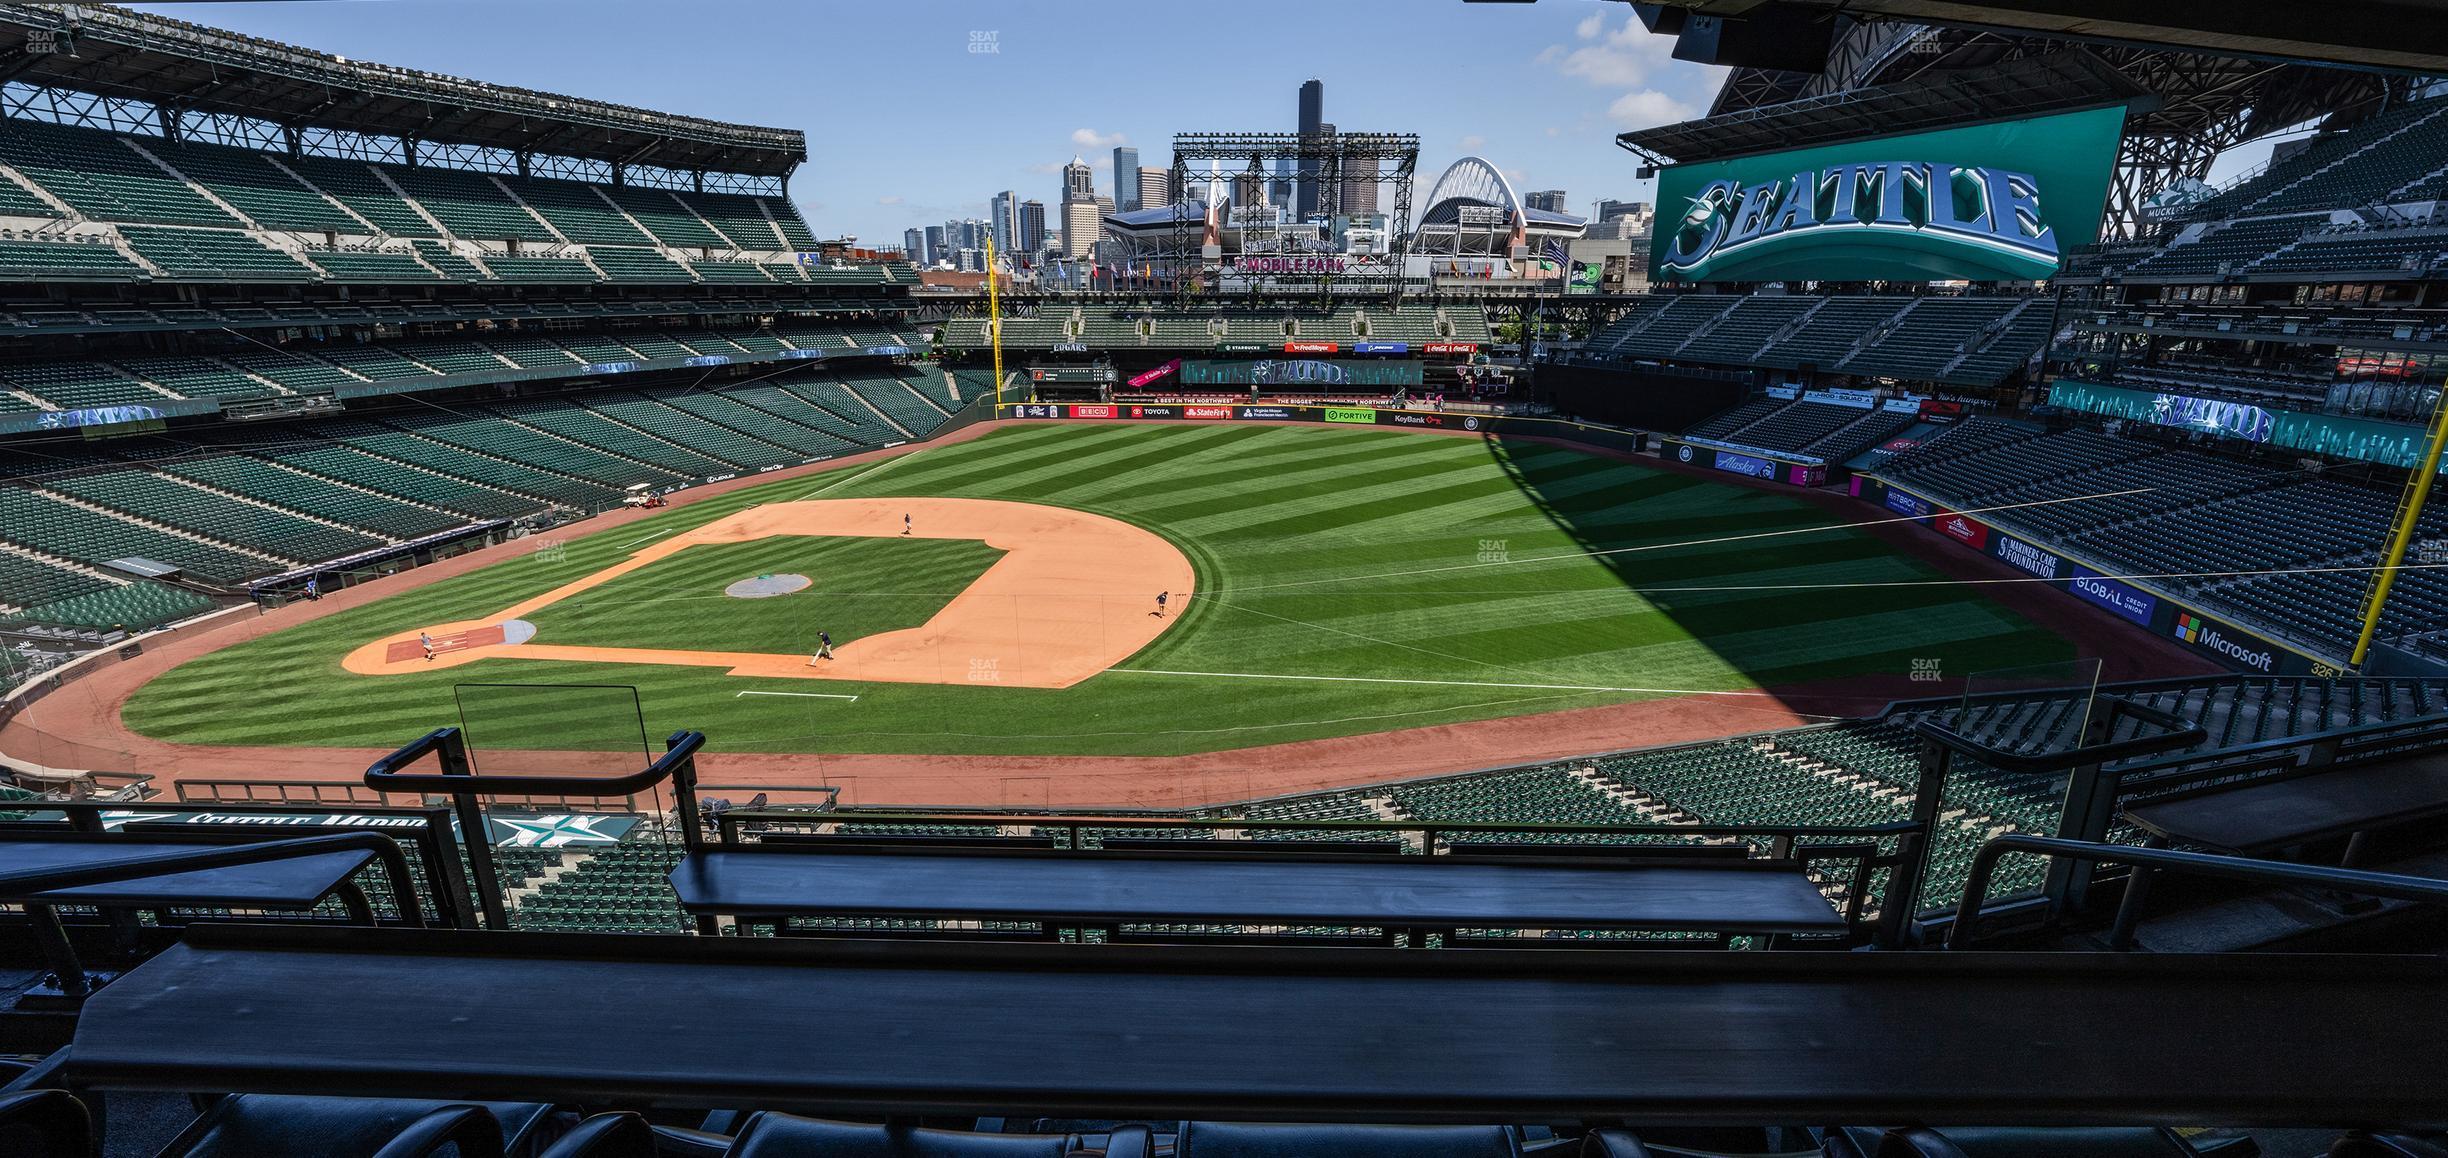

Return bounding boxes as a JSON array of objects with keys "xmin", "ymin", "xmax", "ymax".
[{"xmin": 124, "ymin": 424, "xmax": 2071, "ymax": 759}]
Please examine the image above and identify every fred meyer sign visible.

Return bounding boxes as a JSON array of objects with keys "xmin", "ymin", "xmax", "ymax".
[{"xmin": 1652, "ymin": 105, "xmax": 2124, "ymax": 283}]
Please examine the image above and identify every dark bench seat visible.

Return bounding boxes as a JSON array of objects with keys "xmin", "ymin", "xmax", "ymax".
[
  {"xmin": 667, "ymin": 848, "xmax": 1849, "ymax": 937},
  {"xmin": 67, "ymin": 925, "xmax": 2448, "ymax": 1126}
]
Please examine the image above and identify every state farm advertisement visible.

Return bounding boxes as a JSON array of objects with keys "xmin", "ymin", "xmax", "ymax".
[{"xmin": 1184, "ymin": 406, "xmax": 1232, "ymax": 419}]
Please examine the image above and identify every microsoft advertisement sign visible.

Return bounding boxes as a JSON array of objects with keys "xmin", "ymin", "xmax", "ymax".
[{"xmin": 1651, "ymin": 105, "xmax": 2125, "ymax": 283}]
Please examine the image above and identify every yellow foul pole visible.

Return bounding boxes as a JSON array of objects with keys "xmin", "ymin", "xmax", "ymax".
[
  {"xmin": 985, "ymin": 234, "xmax": 1005, "ymax": 413},
  {"xmin": 2352, "ymin": 389, "xmax": 2448, "ymax": 669}
]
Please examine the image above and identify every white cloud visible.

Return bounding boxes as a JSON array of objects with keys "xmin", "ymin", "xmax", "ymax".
[
  {"xmin": 1575, "ymin": 10, "xmax": 1605, "ymax": 40},
  {"xmin": 1070, "ymin": 128, "xmax": 1128, "ymax": 149},
  {"xmin": 1459, "ymin": 134, "xmax": 1485, "ymax": 150},
  {"xmin": 1607, "ymin": 89, "xmax": 1699, "ymax": 128},
  {"xmin": 876, "ymin": 195, "xmax": 903, "ymax": 206},
  {"xmin": 1544, "ymin": 126, "xmax": 1561, "ymax": 137}
]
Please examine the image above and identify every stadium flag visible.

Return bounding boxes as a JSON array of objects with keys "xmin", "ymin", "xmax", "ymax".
[{"xmin": 1540, "ymin": 238, "xmax": 1567, "ymax": 271}]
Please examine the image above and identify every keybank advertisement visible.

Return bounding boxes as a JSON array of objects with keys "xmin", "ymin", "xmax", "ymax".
[
  {"xmin": 1651, "ymin": 104, "xmax": 2125, "ymax": 283},
  {"xmin": 1859, "ymin": 476, "xmax": 2334, "ymax": 675}
]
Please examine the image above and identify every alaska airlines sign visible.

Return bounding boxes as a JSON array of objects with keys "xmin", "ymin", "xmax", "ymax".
[
  {"xmin": 1661, "ymin": 162, "xmax": 2061, "ymax": 281},
  {"xmin": 1650, "ymin": 105, "xmax": 2124, "ymax": 284}
]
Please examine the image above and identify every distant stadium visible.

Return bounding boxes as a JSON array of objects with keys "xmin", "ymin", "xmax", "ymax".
[{"xmin": 0, "ymin": 1, "xmax": 2445, "ymax": 1152}]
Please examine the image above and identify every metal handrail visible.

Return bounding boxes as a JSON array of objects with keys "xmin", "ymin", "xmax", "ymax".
[
  {"xmin": 363, "ymin": 727, "xmax": 706, "ymax": 930},
  {"xmin": 0, "ymin": 831, "xmax": 426, "ymax": 927},
  {"xmin": 1948, "ymin": 834, "xmax": 2448, "ymax": 950}
]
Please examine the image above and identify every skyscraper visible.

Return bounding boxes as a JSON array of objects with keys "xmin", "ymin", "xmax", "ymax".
[
  {"xmin": 1525, "ymin": 190, "xmax": 1567, "ymax": 214},
  {"xmin": 922, "ymin": 224, "xmax": 946, "ymax": 265},
  {"xmin": 902, "ymin": 227, "xmax": 925, "ymax": 264},
  {"xmin": 1340, "ymin": 155, "xmax": 1378, "ymax": 217},
  {"xmin": 1062, "ymin": 157, "xmax": 1094, "ymax": 204},
  {"xmin": 1018, "ymin": 200, "xmax": 1047, "ymax": 254},
  {"xmin": 990, "ymin": 191, "xmax": 1019, "ymax": 255},
  {"xmin": 1295, "ymin": 78, "xmax": 1323, "ymax": 218},
  {"xmin": 1061, "ymin": 200, "xmax": 1100, "ymax": 259},
  {"xmin": 1268, "ymin": 158, "xmax": 1293, "ymax": 210},
  {"xmin": 1138, "ymin": 167, "xmax": 1171, "ymax": 210},
  {"xmin": 1112, "ymin": 146, "xmax": 1140, "ymax": 211}
]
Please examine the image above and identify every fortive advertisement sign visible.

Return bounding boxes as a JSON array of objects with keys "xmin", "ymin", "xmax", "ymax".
[
  {"xmin": 2066, "ymin": 564, "xmax": 2156, "ymax": 626},
  {"xmin": 1283, "ymin": 341, "xmax": 1339, "ymax": 354},
  {"xmin": 1324, "ymin": 407, "xmax": 1376, "ymax": 424},
  {"xmin": 1651, "ymin": 104, "xmax": 2125, "ymax": 283}
]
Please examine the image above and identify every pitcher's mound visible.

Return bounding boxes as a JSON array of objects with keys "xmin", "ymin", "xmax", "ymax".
[{"xmin": 726, "ymin": 573, "xmax": 811, "ymax": 599}]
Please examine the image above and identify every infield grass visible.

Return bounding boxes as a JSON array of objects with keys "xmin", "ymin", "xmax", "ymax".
[{"xmin": 124, "ymin": 423, "xmax": 2074, "ymax": 759}]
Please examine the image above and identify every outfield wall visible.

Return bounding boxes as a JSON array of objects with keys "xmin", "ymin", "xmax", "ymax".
[
  {"xmin": 1655, "ymin": 437, "xmax": 1829, "ymax": 488},
  {"xmin": 1851, "ymin": 474, "xmax": 2358, "ymax": 678}
]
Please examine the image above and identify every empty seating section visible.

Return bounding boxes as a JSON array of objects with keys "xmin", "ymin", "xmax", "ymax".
[
  {"xmin": 267, "ymin": 444, "xmax": 538, "ymax": 520},
  {"xmin": 46, "ymin": 469, "xmax": 385, "ymax": 561},
  {"xmin": 0, "ymin": 563, "xmax": 211, "ymax": 630},
  {"xmin": 2249, "ymin": 101, "xmax": 2448, "ymax": 216},
  {"xmin": 1770, "ymin": 296, "xmax": 1908, "ymax": 368},
  {"xmin": 385, "ymin": 410, "xmax": 642, "ymax": 499},
  {"xmin": 145, "ymin": 138, "xmax": 361, "ymax": 233},
  {"xmin": 160, "ymin": 455, "xmax": 467, "ymax": 540},
  {"xmin": 482, "ymin": 336, "xmax": 581, "ymax": 369},
  {"xmin": 381, "ymin": 166, "xmax": 555, "ymax": 241},
  {"xmin": 578, "ymin": 392, "xmax": 795, "ymax": 470},
  {"xmin": 588, "ymin": 246, "xmax": 694, "ymax": 282},
  {"xmin": 119, "ymin": 226, "xmax": 308, "ymax": 280},
  {"xmin": 108, "ymin": 356, "xmax": 275, "ymax": 401},
  {"xmin": 839, "ymin": 372, "xmax": 952, "ymax": 435},
  {"xmin": 651, "ymin": 388, "xmax": 855, "ymax": 458},
  {"xmin": 507, "ymin": 177, "xmax": 655, "ymax": 245},
  {"xmin": 384, "ymin": 339, "xmax": 510, "ymax": 376},
  {"xmin": 314, "ymin": 342, "xmax": 439, "ymax": 380},
  {"xmin": 1710, "ymin": 401, "xmax": 1875, "ymax": 456},
  {"xmin": 475, "ymin": 253, "xmax": 599, "ymax": 283},
  {"xmin": 2253, "ymin": 222, "xmax": 2448, "ymax": 276},
  {"xmin": 1596, "ymin": 296, "xmax": 1739, "ymax": 358},
  {"xmin": 2125, "ymin": 217, "xmax": 2322, "ymax": 278},
  {"xmin": 214, "ymin": 348, "xmax": 360, "ymax": 394},
  {"xmin": 487, "ymin": 398, "xmax": 725, "ymax": 481},
  {"xmin": 681, "ymin": 191, "xmax": 787, "ymax": 249},
  {"xmin": 1840, "ymin": 298, "xmax": 2017, "ymax": 381},
  {"xmin": 0, "ymin": 484, "xmax": 274, "ymax": 582},
  {"xmin": 0, "ymin": 169, "xmax": 58, "ymax": 218},
  {"xmin": 302, "ymin": 247, "xmax": 437, "ymax": 282},
  {"xmin": 1, "ymin": 360, "xmax": 157, "ymax": 409},
  {"xmin": 1682, "ymin": 398, "xmax": 1785, "ymax": 440},
  {"xmin": 1669, "ymin": 295, "xmax": 1815, "ymax": 363},
  {"xmin": 0, "ymin": 236, "xmax": 143, "ymax": 280},
  {"xmin": 406, "ymin": 240, "xmax": 486, "ymax": 279},
  {"xmin": 772, "ymin": 375, "xmax": 904, "ymax": 443},
  {"xmin": 689, "ymin": 258, "xmax": 777, "ymax": 284},
  {"xmin": 0, "ymin": 119, "xmax": 238, "ymax": 226},
  {"xmin": 280, "ymin": 155, "xmax": 441, "ymax": 237},
  {"xmin": 1879, "ymin": 421, "xmax": 2448, "ymax": 653},
  {"xmin": 605, "ymin": 186, "xmax": 727, "ymax": 248}
]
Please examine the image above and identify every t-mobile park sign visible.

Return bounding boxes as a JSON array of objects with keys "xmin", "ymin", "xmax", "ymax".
[{"xmin": 1234, "ymin": 255, "xmax": 1346, "ymax": 275}]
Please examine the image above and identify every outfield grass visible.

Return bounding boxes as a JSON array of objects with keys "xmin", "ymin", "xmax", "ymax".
[
  {"xmin": 526, "ymin": 537, "xmax": 1005, "ymax": 654},
  {"xmin": 124, "ymin": 423, "xmax": 2073, "ymax": 759}
]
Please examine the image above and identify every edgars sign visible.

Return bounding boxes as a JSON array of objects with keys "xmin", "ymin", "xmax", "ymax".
[{"xmin": 1652, "ymin": 105, "xmax": 2124, "ymax": 283}]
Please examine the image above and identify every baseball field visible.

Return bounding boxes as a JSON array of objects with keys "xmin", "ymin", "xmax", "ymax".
[{"xmin": 119, "ymin": 421, "xmax": 2074, "ymax": 760}]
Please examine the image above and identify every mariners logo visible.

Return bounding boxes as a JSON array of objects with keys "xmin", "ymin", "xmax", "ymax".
[{"xmin": 1676, "ymin": 445, "xmax": 1695, "ymax": 462}]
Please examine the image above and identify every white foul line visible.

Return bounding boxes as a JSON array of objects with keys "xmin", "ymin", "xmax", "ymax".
[
  {"xmin": 617, "ymin": 528, "xmax": 674, "ymax": 549},
  {"xmin": 736, "ymin": 690, "xmax": 861, "ymax": 701},
  {"xmin": 1105, "ymin": 667, "xmax": 1781, "ymax": 698}
]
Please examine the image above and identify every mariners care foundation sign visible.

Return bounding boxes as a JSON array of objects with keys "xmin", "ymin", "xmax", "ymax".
[{"xmin": 1651, "ymin": 105, "xmax": 2126, "ymax": 283}]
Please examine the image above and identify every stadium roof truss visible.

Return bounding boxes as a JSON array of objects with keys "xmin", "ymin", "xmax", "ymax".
[{"xmin": 0, "ymin": 4, "xmax": 808, "ymax": 185}]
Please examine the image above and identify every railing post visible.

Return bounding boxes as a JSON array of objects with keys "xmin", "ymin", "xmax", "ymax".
[
  {"xmin": 665, "ymin": 731, "xmax": 705, "ymax": 856},
  {"xmin": 2047, "ymin": 759, "xmax": 2116, "ymax": 912},
  {"xmin": 434, "ymin": 730, "xmax": 508, "ymax": 932},
  {"xmin": 1877, "ymin": 737, "xmax": 1951, "ymax": 946}
]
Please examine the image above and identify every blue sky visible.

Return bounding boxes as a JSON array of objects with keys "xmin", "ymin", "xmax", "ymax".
[{"xmin": 132, "ymin": 0, "xmax": 1728, "ymax": 243}]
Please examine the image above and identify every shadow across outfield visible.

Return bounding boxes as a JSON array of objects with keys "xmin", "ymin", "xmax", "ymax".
[{"xmin": 1477, "ymin": 433, "xmax": 2087, "ymax": 720}]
